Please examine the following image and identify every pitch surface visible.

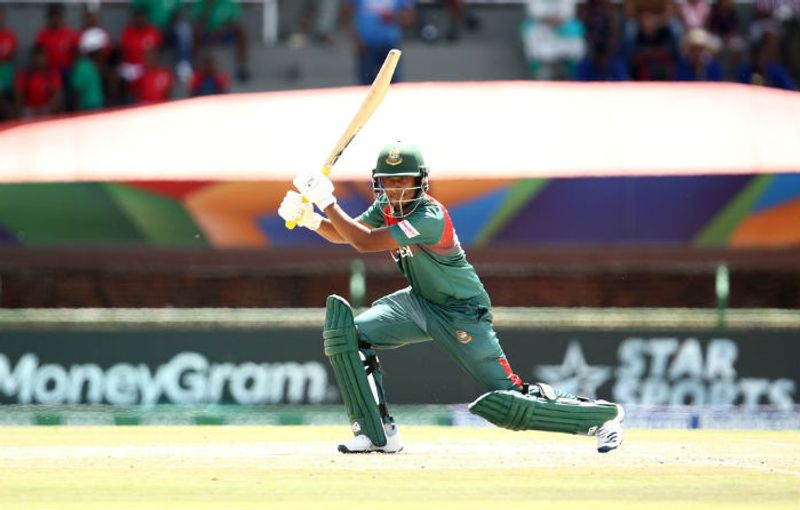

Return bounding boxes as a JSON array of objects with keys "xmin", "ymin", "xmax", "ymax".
[{"xmin": 2, "ymin": 426, "xmax": 798, "ymax": 509}]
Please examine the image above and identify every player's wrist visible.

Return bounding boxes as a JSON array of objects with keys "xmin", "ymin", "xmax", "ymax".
[
  {"xmin": 305, "ymin": 212, "xmax": 323, "ymax": 231},
  {"xmin": 317, "ymin": 194, "xmax": 337, "ymax": 211}
]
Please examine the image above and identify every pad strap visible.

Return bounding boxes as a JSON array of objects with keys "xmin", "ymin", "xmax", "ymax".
[{"xmin": 323, "ymin": 295, "xmax": 387, "ymax": 446}]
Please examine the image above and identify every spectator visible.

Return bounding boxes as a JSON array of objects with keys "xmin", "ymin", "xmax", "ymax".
[
  {"xmin": 578, "ymin": 0, "xmax": 619, "ymax": 51},
  {"xmin": 71, "ymin": 28, "xmax": 108, "ymax": 111},
  {"xmin": 575, "ymin": 42, "xmax": 630, "ymax": 81},
  {"xmin": 80, "ymin": 5, "xmax": 121, "ymax": 106},
  {"xmin": 80, "ymin": 5, "xmax": 113, "ymax": 60},
  {"xmin": 674, "ymin": 28, "xmax": 723, "ymax": 81},
  {"xmin": 0, "ymin": 6, "xmax": 17, "ymax": 120},
  {"xmin": 119, "ymin": 9, "xmax": 163, "ymax": 100},
  {"xmin": 708, "ymin": 0, "xmax": 739, "ymax": 40},
  {"xmin": 440, "ymin": 0, "xmax": 481, "ymax": 42},
  {"xmin": 627, "ymin": 11, "xmax": 678, "ymax": 80},
  {"xmin": 14, "ymin": 45, "xmax": 63, "ymax": 119},
  {"xmin": 521, "ymin": 0, "xmax": 586, "ymax": 80},
  {"xmin": 708, "ymin": 0, "xmax": 744, "ymax": 79},
  {"xmin": 133, "ymin": 0, "xmax": 194, "ymax": 82},
  {"xmin": 35, "ymin": 3, "xmax": 78, "ymax": 110},
  {"xmin": 738, "ymin": 30, "xmax": 797, "ymax": 90},
  {"xmin": 193, "ymin": 0, "xmax": 251, "ymax": 81},
  {"xmin": 189, "ymin": 52, "xmax": 229, "ymax": 96},
  {"xmin": 35, "ymin": 3, "xmax": 79, "ymax": 74},
  {"xmin": 341, "ymin": 0, "xmax": 416, "ymax": 85},
  {"xmin": 288, "ymin": 0, "xmax": 341, "ymax": 47},
  {"xmin": 749, "ymin": 0, "xmax": 783, "ymax": 46},
  {"xmin": 136, "ymin": 49, "xmax": 174, "ymax": 104},
  {"xmin": 678, "ymin": 0, "xmax": 710, "ymax": 31},
  {"xmin": 416, "ymin": 1, "xmax": 480, "ymax": 43},
  {"xmin": 624, "ymin": 0, "xmax": 679, "ymax": 35}
]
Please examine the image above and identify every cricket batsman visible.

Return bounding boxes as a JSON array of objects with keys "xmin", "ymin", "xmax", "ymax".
[{"xmin": 279, "ymin": 141, "xmax": 624, "ymax": 454}]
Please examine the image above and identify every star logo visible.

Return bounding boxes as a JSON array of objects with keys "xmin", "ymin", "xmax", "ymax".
[{"xmin": 534, "ymin": 341, "xmax": 612, "ymax": 399}]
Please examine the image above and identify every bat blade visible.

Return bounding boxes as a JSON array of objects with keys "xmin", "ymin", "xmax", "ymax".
[{"xmin": 286, "ymin": 49, "xmax": 401, "ymax": 229}]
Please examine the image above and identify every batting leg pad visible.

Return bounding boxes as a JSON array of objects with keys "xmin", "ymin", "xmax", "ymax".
[
  {"xmin": 323, "ymin": 295, "xmax": 387, "ymax": 447},
  {"xmin": 468, "ymin": 385, "xmax": 620, "ymax": 436}
]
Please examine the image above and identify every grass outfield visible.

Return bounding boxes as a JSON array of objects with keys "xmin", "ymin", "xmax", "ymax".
[{"xmin": 1, "ymin": 426, "xmax": 798, "ymax": 510}]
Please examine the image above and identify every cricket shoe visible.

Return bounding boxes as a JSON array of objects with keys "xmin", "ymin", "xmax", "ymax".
[
  {"xmin": 596, "ymin": 403, "xmax": 625, "ymax": 453},
  {"xmin": 338, "ymin": 423, "xmax": 403, "ymax": 454}
]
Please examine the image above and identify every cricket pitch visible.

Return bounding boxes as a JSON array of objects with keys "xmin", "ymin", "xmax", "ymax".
[{"xmin": 2, "ymin": 426, "xmax": 798, "ymax": 510}]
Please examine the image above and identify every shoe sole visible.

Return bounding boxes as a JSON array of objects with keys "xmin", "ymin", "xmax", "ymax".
[
  {"xmin": 597, "ymin": 434, "xmax": 623, "ymax": 453},
  {"xmin": 337, "ymin": 445, "xmax": 404, "ymax": 454}
]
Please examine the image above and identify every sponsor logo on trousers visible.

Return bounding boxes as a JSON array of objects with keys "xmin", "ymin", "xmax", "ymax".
[{"xmin": 0, "ymin": 352, "xmax": 334, "ymax": 406}]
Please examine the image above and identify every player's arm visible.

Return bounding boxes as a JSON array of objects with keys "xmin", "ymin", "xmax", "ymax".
[
  {"xmin": 278, "ymin": 190, "xmax": 374, "ymax": 246},
  {"xmin": 315, "ymin": 217, "xmax": 373, "ymax": 245},
  {"xmin": 323, "ymin": 203, "xmax": 399, "ymax": 253},
  {"xmin": 291, "ymin": 170, "xmax": 398, "ymax": 253}
]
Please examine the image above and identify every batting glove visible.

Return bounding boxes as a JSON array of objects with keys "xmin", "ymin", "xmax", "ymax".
[
  {"xmin": 279, "ymin": 190, "xmax": 323, "ymax": 231},
  {"xmin": 293, "ymin": 170, "xmax": 336, "ymax": 211}
]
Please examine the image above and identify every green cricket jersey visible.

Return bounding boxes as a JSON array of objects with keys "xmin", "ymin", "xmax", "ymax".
[
  {"xmin": 70, "ymin": 57, "xmax": 104, "ymax": 111},
  {"xmin": 358, "ymin": 194, "xmax": 489, "ymax": 306},
  {"xmin": 132, "ymin": 0, "xmax": 181, "ymax": 31}
]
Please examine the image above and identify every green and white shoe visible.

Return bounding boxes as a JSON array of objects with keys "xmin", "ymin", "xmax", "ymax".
[
  {"xmin": 596, "ymin": 404, "xmax": 625, "ymax": 453},
  {"xmin": 338, "ymin": 423, "xmax": 403, "ymax": 454}
]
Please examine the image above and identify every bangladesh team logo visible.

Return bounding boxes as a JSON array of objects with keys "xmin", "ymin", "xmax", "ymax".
[{"xmin": 385, "ymin": 147, "xmax": 403, "ymax": 166}]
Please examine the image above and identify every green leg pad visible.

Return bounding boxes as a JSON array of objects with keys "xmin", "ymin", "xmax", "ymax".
[
  {"xmin": 323, "ymin": 295, "xmax": 387, "ymax": 447},
  {"xmin": 468, "ymin": 390, "xmax": 619, "ymax": 435}
]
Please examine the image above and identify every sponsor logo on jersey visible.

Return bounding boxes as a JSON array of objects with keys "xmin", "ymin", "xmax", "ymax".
[
  {"xmin": 391, "ymin": 245, "xmax": 414, "ymax": 261},
  {"xmin": 385, "ymin": 147, "xmax": 403, "ymax": 166},
  {"xmin": 456, "ymin": 330, "xmax": 473, "ymax": 345},
  {"xmin": 398, "ymin": 220, "xmax": 420, "ymax": 238}
]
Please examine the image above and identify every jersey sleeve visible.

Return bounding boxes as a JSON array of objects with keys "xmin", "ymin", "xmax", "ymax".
[
  {"xmin": 387, "ymin": 204, "xmax": 444, "ymax": 247},
  {"xmin": 357, "ymin": 200, "xmax": 385, "ymax": 228}
]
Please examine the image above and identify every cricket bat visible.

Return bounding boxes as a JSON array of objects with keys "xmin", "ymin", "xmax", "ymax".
[{"xmin": 286, "ymin": 48, "xmax": 402, "ymax": 230}]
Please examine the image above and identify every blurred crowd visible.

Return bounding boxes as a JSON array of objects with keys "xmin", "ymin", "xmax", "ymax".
[
  {"xmin": 0, "ymin": 0, "xmax": 250, "ymax": 121},
  {"xmin": 0, "ymin": 0, "xmax": 797, "ymax": 123},
  {"xmin": 521, "ymin": 0, "xmax": 798, "ymax": 88}
]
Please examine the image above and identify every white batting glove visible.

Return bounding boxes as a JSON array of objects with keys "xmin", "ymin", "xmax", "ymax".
[
  {"xmin": 293, "ymin": 170, "xmax": 336, "ymax": 211},
  {"xmin": 278, "ymin": 190, "xmax": 323, "ymax": 230}
]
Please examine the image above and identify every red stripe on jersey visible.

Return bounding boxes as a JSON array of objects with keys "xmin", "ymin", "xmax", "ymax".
[
  {"xmin": 382, "ymin": 205, "xmax": 400, "ymax": 226},
  {"xmin": 382, "ymin": 195, "xmax": 457, "ymax": 250},
  {"xmin": 498, "ymin": 357, "xmax": 524, "ymax": 389},
  {"xmin": 426, "ymin": 195, "xmax": 456, "ymax": 251}
]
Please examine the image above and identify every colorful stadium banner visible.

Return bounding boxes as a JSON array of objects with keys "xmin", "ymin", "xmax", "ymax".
[
  {"xmin": 1, "ymin": 82, "xmax": 798, "ymax": 247},
  {"xmin": 1, "ymin": 174, "xmax": 799, "ymax": 247}
]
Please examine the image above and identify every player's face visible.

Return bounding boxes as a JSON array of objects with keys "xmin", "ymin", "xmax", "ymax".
[{"xmin": 381, "ymin": 176, "xmax": 418, "ymax": 208}]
